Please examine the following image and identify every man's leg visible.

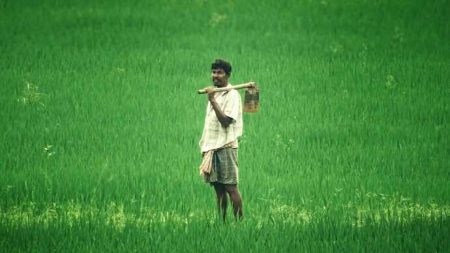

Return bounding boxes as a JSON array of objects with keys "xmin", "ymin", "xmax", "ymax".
[
  {"xmin": 225, "ymin": 184, "xmax": 243, "ymax": 220},
  {"xmin": 213, "ymin": 183, "xmax": 227, "ymax": 221}
]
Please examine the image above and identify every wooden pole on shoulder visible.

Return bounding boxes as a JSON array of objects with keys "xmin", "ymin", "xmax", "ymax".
[{"xmin": 197, "ymin": 82, "xmax": 256, "ymax": 94}]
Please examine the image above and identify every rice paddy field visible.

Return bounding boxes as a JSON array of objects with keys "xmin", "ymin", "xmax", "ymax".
[{"xmin": 1, "ymin": 0, "xmax": 449, "ymax": 252}]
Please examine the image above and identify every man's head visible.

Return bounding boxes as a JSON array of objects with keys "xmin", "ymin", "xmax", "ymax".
[{"xmin": 211, "ymin": 59, "xmax": 232, "ymax": 87}]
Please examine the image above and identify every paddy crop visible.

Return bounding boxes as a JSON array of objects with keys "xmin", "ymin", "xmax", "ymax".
[{"xmin": 1, "ymin": 0, "xmax": 449, "ymax": 252}]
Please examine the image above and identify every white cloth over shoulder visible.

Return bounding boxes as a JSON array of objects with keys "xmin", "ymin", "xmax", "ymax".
[{"xmin": 199, "ymin": 84, "xmax": 243, "ymax": 153}]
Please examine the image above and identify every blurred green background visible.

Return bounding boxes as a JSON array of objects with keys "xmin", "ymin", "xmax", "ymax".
[{"xmin": 1, "ymin": 0, "xmax": 449, "ymax": 252}]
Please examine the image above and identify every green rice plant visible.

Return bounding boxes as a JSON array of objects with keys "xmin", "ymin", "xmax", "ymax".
[
  {"xmin": 17, "ymin": 82, "xmax": 46, "ymax": 108},
  {"xmin": 0, "ymin": 0, "xmax": 449, "ymax": 252}
]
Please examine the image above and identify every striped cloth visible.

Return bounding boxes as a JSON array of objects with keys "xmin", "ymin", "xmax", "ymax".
[
  {"xmin": 199, "ymin": 150, "xmax": 215, "ymax": 176},
  {"xmin": 200, "ymin": 147, "xmax": 239, "ymax": 185},
  {"xmin": 199, "ymin": 84, "xmax": 243, "ymax": 153}
]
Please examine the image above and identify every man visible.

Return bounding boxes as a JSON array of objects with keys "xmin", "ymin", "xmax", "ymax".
[{"xmin": 199, "ymin": 59, "xmax": 243, "ymax": 221}]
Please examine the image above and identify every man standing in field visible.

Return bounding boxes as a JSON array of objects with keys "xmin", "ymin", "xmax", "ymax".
[{"xmin": 199, "ymin": 59, "xmax": 243, "ymax": 221}]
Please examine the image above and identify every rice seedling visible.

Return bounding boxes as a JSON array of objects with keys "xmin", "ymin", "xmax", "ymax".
[{"xmin": 0, "ymin": 0, "xmax": 448, "ymax": 252}]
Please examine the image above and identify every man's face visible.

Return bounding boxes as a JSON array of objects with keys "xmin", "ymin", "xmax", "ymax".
[{"xmin": 211, "ymin": 68, "xmax": 229, "ymax": 87}]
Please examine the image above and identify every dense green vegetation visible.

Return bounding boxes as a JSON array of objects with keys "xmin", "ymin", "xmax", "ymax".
[{"xmin": 1, "ymin": 0, "xmax": 449, "ymax": 252}]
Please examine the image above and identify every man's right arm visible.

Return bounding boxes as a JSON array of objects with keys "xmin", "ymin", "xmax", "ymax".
[
  {"xmin": 209, "ymin": 100, "xmax": 233, "ymax": 128},
  {"xmin": 205, "ymin": 87, "xmax": 234, "ymax": 128}
]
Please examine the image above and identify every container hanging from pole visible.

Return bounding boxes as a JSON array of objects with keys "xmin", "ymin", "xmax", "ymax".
[
  {"xmin": 243, "ymin": 87, "xmax": 259, "ymax": 113},
  {"xmin": 197, "ymin": 82, "xmax": 260, "ymax": 113}
]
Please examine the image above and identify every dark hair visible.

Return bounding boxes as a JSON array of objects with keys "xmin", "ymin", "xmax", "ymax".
[{"xmin": 211, "ymin": 59, "xmax": 232, "ymax": 75}]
